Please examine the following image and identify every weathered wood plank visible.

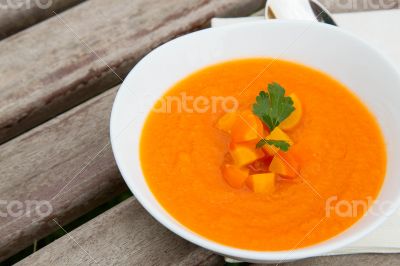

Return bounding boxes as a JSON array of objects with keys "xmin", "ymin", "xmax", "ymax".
[
  {"xmin": 0, "ymin": 87, "xmax": 125, "ymax": 261},
  {"xmin": 0, "ymin": 0, "xmax": 265, "ymax": 145},
  {"xmin": 16, "ymin": 197, "xmax": 400, "ymax": 265},
  {"xmin": 0, "ymin": 0, "xmax": 85, "ymax": 39},
  {"xmin": 16, "ymin": 198, "xmax": 224, "ymax": 266}
]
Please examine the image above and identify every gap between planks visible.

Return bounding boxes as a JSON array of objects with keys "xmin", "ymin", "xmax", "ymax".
[
  {"xmin": 15, "ymin": 198, "xmax": 225, "ymax": 266},
  {"xmin": 0, "ymin": 0, "xmax": 86, "ymax": 40}
]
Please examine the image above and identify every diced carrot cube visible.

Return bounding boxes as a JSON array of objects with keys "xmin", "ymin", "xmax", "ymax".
[
  {"xmin": 280, "ymin": 93, "xmax": 302, "ymax": 130},
  {"xmin": 216, "ymin": 112, "xmax": 237, "ymax": 133},
  {"xmin": 229, "ymin": 138, "xmax": 259, "ymax": 150},
  {"xmin": 247, "ymin": 173, "xmax": 275, "ymax": 193},
  {"xmin": 230, "ymin": 145, "xmax": 265, "ymax": 166},
  {"xmin": 269, "ymin": 151, "xmax": 299, "ymax": 178},
  {"xmin": 263, "ymin": 127, "xmax": 293, "ymax": 156},
  {"xmin": 222, "ymin": 164, "xmax": 249, "ymax": 188},
  {"xmin": 231, "ymin": 110, "xmax": 263, "ymax": 143}
]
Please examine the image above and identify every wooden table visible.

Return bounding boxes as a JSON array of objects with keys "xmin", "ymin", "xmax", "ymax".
[{"xmin": 0, "ymin": 0, "xmax": 399, "ymax": 265}]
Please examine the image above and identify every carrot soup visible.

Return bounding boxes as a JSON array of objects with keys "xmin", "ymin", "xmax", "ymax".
[{"xmin": 140, "ymin": 58, "xmax": 386, "ymax": 250}]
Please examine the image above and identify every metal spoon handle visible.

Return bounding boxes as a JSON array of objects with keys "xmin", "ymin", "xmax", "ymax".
[{"xmin": 266, "ymin": 0, "xmax": 337, "ymax": 26}]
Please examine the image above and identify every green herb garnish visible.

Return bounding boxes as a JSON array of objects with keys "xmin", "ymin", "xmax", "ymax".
[
  {"xmin": 256, "ymin": 139, "xmax": 290, "ymax": 151},
  {"xmin": 253, "ymin": 82, "xmax": 295, "ymax": 151},
  {"xmin": 253, "ymin": 82, "xmax": 295, "ymax": 131}
]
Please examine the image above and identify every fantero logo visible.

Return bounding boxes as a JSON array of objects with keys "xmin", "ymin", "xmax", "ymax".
[
  {"xmin": 323, "ymin": 0, "xmax": 398, "ymax": 11},
  {"xmin": 325, "ymin": 195, "xmax": 397, "ymax": 218},
  {"xmin": 0, "ymin": 200, "xmax": 53, "ymax": 218},
  {"xmin": 0, "ymin": 0, "xmax": 53, "ymax": 10}
]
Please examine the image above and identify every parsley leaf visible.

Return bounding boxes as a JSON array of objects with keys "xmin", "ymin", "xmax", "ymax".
[
  {"xmin": 252, "ymin": 82, "xmax": 295, "ymax": 131},
  {"xmin": 256, "ymin": 139, "xmax": 290, "ymax": 152}
]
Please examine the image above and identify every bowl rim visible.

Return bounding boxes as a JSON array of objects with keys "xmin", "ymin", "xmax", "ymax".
[{"xmin": 110, "ymin": 20, "xmax": 400, "ymax": 262}]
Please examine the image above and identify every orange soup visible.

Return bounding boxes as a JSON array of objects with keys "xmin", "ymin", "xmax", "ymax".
[{"xmin": 140, "ymin": 58, "xmax": 386, "ymax": 250}]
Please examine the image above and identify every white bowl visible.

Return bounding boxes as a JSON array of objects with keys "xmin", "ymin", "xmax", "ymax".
[{"xmin": 110, "ymin": 21, "xmax": 400, "ymax": 263}]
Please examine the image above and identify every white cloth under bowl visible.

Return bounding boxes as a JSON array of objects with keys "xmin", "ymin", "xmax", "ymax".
[{"xmin": 212, "ymin": 9, "xmax": 400, "ymax": 255}]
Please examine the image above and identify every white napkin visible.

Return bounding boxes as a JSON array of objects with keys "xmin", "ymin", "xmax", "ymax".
[{"xmin": 212, "ymin": 9, "xmax": 400, "ymax": 255}]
